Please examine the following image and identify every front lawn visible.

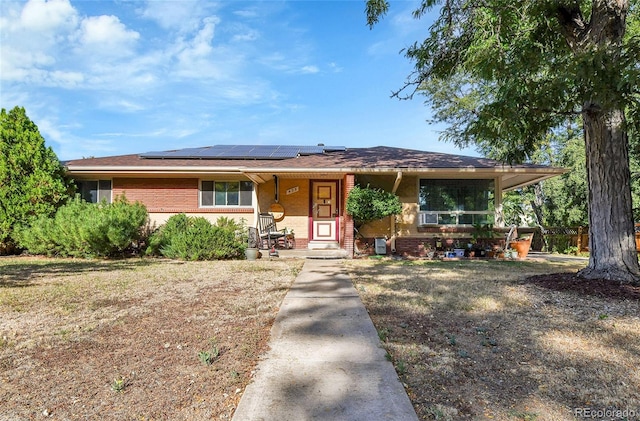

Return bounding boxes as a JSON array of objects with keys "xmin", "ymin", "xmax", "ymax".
[
  {"xmin": 345, "ymin": 259, "xmax": 640, "ymax": 420},
  {"xmin": 0, "ymin": 257, "xmax": 303, "ymax": 420}
]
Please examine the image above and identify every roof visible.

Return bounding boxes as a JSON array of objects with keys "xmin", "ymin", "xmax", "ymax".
[{"xmin": 64, "ymin": 145, "xmax": 565, "ymax": 191}]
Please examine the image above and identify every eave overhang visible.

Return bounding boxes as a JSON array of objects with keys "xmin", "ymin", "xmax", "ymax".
[{"xmin": 66, "ymin": 164, "xmax": 566, "ymax": 191}]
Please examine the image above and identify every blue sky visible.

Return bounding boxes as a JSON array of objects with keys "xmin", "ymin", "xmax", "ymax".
[{"xmin": 1, "ymin": 0, "xmax": 478, "ymax": 161}]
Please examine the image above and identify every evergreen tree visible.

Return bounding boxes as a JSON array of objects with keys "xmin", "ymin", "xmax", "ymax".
[{"xmin": 0, "ymin": 106, "xmax": 71, "ymax": 253}]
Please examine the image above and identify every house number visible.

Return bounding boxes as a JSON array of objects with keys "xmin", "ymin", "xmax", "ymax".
[{"xmin": 286, "ymin": 186, "xmax": 299, "ymax": 195}]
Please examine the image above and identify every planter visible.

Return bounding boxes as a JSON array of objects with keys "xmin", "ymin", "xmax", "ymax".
[
  {"xmin": 509, "ymin": 236, "xmax": 532, "ymax": 259},
  {"xmin": 453, "ymin": 248, "xmax": 465, "ymax": 257},
  {"xmin": 245, "ymin": 248, "xmax": 259, "ymax": 261}
]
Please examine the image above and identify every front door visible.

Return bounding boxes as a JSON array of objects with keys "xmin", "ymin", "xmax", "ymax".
[{"xmin": 311, "ymin": 181, "xmax": 338, "ymax": 242}]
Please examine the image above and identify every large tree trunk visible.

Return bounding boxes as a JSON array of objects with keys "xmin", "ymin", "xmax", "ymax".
[
  {"xmin": 579, "ymin": 108, "xmax": 640, "ymax": 284},
  {"xmin": 557, "ymin": 0, "xmax": 638, "ymax": 285}
]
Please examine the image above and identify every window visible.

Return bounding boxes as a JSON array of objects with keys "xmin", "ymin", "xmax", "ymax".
[
  {"xmin": 76, "ymin": 180, "xmax": 112, "ymax": 203},
  {"xmin": 419, "ymin": 179, "xmax": 494, "ymax": 225},
  {"xmin": 201, "ymin": 181, "xmax": 253, "ymax": 207}
]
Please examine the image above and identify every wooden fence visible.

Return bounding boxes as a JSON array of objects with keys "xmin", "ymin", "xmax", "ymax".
[{"xmin": 540, "ymin": 225, "xmax": 640, "ymax": 254}]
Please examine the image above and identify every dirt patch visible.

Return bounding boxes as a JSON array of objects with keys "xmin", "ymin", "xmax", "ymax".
[
  {"xmin": 526, "ymin": 272, "xmax": 640, "ymax": 300},
  {"xmin": 0, "ymin": 257, "xmax": 303, "ymax": 420},
  {"xmin": 346, "ymin": 259, "xmax": 640, "ymax": 420}
]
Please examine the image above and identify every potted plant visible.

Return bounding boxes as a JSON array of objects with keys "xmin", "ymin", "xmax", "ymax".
[{"xmin": 509, "ymin": 233, "xmax": 533, "ymax": 259}]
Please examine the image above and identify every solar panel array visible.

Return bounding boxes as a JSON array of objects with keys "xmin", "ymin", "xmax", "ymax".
[{"xmin": 140, "ymin": 145, "xmax": 346, "ymax": 160}]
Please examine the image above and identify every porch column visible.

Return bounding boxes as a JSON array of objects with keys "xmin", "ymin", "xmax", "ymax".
[
  {"xmin": 344, "ymin": 174, "xmax": 355, "ymax": 258},
  {"xmin": 252, "ymin": 182, "xmax": 260, "ymax": 228},
  {"xmin": 390, "ymin": 171, "xmax": 403, "ymax": 253},
  {"xmin": 494, "ymin": 176, "xmax": 504, "ymax": 228}
]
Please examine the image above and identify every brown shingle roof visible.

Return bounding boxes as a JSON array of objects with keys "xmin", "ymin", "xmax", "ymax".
[{"xmin": 64, "ymin": 146, "xmax": 550, "ymax": 171}]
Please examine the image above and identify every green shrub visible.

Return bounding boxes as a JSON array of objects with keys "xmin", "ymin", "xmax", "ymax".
[
  {"xmin": 148, "ymin": 214, "xmax": 245, "ymax": 260},
  {"xmin": 16, "ymin": 196, "xmax": 148, "ymax": 257},
  {"xmin": 146, "ymin": 213, "xmax": 189, "ymax": 256},
  {"xmin": 346, "ymin": 185, "xmax": 402, "ymax": 228}
]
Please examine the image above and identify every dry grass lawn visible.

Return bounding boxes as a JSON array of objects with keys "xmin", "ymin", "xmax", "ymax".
[
  {"xmin": 3, "ymin": 255, "xmax": 639, "ymax": 421},
  {"xmin": 345, "ymin": 258, "xmax": 640, "ymax": 421},
  {"xmin": 0, "ymin": 256, "xmax": 303, "ymax": 420}
]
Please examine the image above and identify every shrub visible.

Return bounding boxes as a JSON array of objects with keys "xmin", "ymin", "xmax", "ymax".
[
  {"xmin": 145, "ymin": 213, "xmax": 189, "ymax": 256},
  {"xmin": 346, "ymin": 184, "xmax": 402, "ymax": 228},
  {"xmin": 16, "ymin": 196, "xmax": 149, "ymax": 257},
  {"xmin": 148, "ymin": 214, "xmax": 245, "ymax": 260}
]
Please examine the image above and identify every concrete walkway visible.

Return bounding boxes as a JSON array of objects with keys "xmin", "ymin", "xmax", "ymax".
[{"xmin": 232, "ymin": 259, "xmax": 419, "ymax": 421}]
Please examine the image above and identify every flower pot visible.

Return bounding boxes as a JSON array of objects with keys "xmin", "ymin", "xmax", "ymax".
[
  {"xmin": 509, "ymin": 239, "xmax": 532, "ymax": 259},
  {"xmin": 245, "ymin": 248, "xmax": 259, "ymax": 261}
]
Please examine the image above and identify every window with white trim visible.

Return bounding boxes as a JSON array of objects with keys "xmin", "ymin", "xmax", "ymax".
[
  {"xmin": 201, "ymin": 181, "xmax": 253, "ymax": 207},
  {"xmin": 76, "ymin": 180, "xmax": 112, "ymax": 203},
  {"xmin": 418, "ymin": 179, "xmax": 494, "ymax": 225}
]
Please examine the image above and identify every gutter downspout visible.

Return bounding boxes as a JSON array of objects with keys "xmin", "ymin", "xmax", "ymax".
[{"xmin": 390, "ymin": 171, "xmax": 403, "ymax": 253}]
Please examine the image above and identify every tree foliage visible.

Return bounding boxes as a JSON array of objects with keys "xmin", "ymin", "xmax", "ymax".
[
  {"xmin": 0, "ymin": 106, "xmax": 71, "ymax": 252},
  {"xmin": 367, "ymin": 1, "xmax": 640, "ymax": 163},
  {"xmin": 15, "ymin": 196, "xmax": 149, "ymax": 258},
  {"xmin": 367, "ymin": 0, "xmax": 640, "ymax": 283},
  {"xmin": 346, "ymin": 185, "xmax": 402, "ymax": 228}
]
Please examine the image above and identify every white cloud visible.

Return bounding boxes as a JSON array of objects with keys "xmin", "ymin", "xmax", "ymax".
[
  {"xmin": 140, "ymin": 0, "xmax": 215, "ymax": 33},
  {"xmin": 20, "ymin": 0, "xmax": 78, "ymax": 33},
  {"xmin": 232, "ymin": 28, "xmax": 259, "ymax": 42},
  {"xmin": 0, "ymin": 0, "xmax": 78, "ymax": 82},
  {"xmin": 172, "ymin": 16, "xmax": 223, "ymax": 78},
  {"xmin": 233, "ymin": 7, "xmax": 259, "ymax": 19},
  {"xmin": 328, "ymin": 62, "xmax": 343, "ymax": 73},
  {"xmin": 77, "ymin": 15, "xmax": 139, "ymax": 55},
  {"xmin": 48, "ymin": 70, "xmax": 85, "ymax": 88},
  {"xmin": 79, "ymin": 15, "xmax": 135, "ymax": 45},
  {"xmin": 300, "ymin": 65, "xmax": 319, "ymax": 74}
]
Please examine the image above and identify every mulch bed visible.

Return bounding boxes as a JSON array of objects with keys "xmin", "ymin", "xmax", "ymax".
[{"xmin": 525, "ymin": 272, "xmax": 640, "ymax": 300}]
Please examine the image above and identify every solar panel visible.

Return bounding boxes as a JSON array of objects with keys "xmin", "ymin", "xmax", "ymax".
[{"xmin": 139, "ymin": 145, "xmax": 346, "ymax": 160}]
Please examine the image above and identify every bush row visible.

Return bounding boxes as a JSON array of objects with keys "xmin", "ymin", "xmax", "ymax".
[{"xmin": 17, "ymin": 198, "xmax": 248, "ymax": 260}]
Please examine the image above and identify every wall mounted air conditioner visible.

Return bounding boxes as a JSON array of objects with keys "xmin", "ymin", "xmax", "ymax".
[{"xmin": 418, "ymin": 213, "xmax": 438, "ymax": 225}]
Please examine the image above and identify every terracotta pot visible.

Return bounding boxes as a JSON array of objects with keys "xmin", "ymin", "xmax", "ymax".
[{"xmin": 509, "ymin": 240, "xmax": 531, "ymax": 258}]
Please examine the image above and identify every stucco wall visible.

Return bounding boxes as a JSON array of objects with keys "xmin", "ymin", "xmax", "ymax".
[
  {"xmin": 355, "ymin": 174, "xmax": 421, "ymax": 238},
  {"xmin": 257, "ymin": 178, "xmax": 310, "ymax": 242}
]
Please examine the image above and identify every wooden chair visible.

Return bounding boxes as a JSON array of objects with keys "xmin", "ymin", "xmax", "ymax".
[{"xmin": 258, "ymin": 213, "xmax": 286, "ymax": 249}]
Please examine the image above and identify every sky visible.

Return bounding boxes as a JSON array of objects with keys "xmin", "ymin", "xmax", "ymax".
[{"xmin": 0, "ymin": 0, "xmax": 479, "ymax": 161}]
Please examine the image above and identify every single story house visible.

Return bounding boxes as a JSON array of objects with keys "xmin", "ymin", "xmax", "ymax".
[{"xmin": 64, "ymin": 145, "xmax": 564, "ymax": 257}]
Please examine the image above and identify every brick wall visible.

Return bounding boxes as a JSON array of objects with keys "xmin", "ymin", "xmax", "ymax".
[
  {"xmin": 113, "ymin": 178, "xmax": 254, "ymax": 227},
  {"xmin": 343, "ymin": 174, "xmax": 355, "ymax": 258},
  {"xmin": 113, "ymin": 178, "xmax": 199, "ymax": 211}
]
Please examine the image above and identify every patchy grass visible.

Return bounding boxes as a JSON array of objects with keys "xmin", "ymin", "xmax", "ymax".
[
  {"xmin": 345, "ymin": 259, "xmax": 640, "ymax": 420},
  {"xmin": 0, "ymin": 256, "xmax": 303, "ymax": 420}
]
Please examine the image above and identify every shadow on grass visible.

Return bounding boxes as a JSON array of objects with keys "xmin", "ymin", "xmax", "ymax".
[
  {"xmin": 345, "ymin": 259, "xmax": 640, "ymax": 420},
  {"xmin": 0, "ymin": 257, "xmax": 163, "ymax": 287}
]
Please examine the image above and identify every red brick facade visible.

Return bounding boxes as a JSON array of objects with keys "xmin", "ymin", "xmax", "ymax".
[
  {"xmin": 343, "ymin": 174, "xmax": 355, "ymax": 258},
  {"xmin": 113, "ymin": 178, "xmax": 252, "ymax": 214}
]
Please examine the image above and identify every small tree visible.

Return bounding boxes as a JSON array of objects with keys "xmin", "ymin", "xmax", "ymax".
[
  {"xmin": 0, "ymin": 106, "xmax": 71, "ymax": 253},
  {"xmin": 346, "ymin": 185, "xmax": 402, "ymax": 230}
]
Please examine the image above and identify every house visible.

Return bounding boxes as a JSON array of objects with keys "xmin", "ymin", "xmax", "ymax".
[{"xmin": 64, "ymin": 145, "xmax": 564, "ymax": 257}]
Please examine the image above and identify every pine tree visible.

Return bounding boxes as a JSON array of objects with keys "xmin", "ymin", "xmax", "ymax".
[{"xmin": 0, "ymin": 106, "xmax": 71, "ymax": 253}]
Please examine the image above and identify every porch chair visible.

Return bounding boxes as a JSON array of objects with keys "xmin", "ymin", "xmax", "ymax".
[{"xmin": 258, "ymin": 213, "xmax": 286, "ymax": 250}]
